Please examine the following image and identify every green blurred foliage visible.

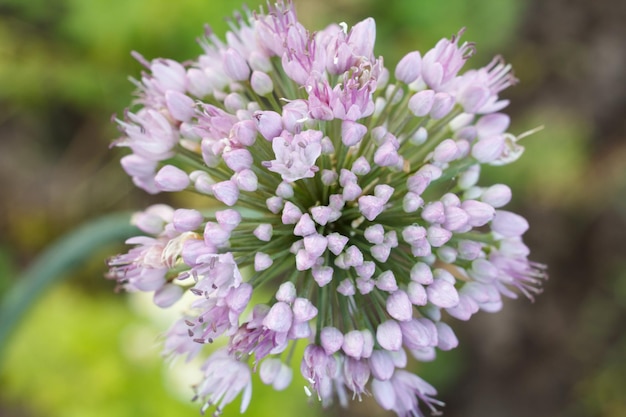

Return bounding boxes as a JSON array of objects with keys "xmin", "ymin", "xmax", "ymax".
[
  {"xmin": 0, "ymin": 284, "xmax": 327, "ymax": 417},
  {"xmin": 482, "ymin": 106, "xmax": 592, "ymax": 206}
]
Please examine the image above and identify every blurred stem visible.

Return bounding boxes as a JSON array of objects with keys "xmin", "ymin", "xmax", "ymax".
[{"xmin": 0, "ymin": 212, "xmax": 137, "ymax": 363}]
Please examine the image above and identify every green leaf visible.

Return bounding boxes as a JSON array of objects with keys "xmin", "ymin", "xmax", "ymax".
[{"xmin": 0, "ymin": 212, "xmax": 137, "ymax": 361}]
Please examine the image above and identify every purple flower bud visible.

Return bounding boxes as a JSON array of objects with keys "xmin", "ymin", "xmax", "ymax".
[
  {"xmin": 288, "ymin": 320, "xmax": 311, "ymax": 342},
  {"xmin": 382, "ymin": 234, "xmax": 396, "ymax": 249},
  {"xmin": 255, "ymin": 252, "xmax": 273, "ymax": 271},
  {"xmin": 462, "ymin": 200, "xmax": 496, "ymax": 227},
  {"xmin": 281, "ymin": 201, "xmax": 303, "ymax": 224},
  {"xmin": 312, "ymin": 266, "xmax": 333, "ymax": 287},
  {"xmin": 408, "ymin": 90, "xmax": 435, "ymax": 117},
  {"xmin": 230, "ymin": 120, "xmax": 257, "ymax": 147},
  {"xmin": 411, "ymin": 240, "xmax": 432, "ymax": 257},
  {"xmin": 410, "ymin": 262, "xmax": 433, "ymax": 284},
  {"xmin": 222, "ymin": 47, "xmax": 250, "ymax": 81},
  {"xmin": 342, "ymin": 182, "xmax": 362, "ymax": 202},
  {"xmin": 481, "ymin": 184, "xmax": 512, "ymax": 208},
  {"xmin": 253, "ymin": 224, "xmax": 273, "ymax": 242},
  {"xmin": 399, "ymin": 319, "xmax": 432, "ymax": 350},
  {"xmin": 476, "ymin": 113, "xmax": 510, "ymax": 138},
  {"xmin": 321, "ymin": 169, "xmax": 338, "ymax": 186},
  {"xmin": 436, "ymin": 322, "xmax": 459, "ymax": 351},
  {"xmin": 349, "ymin": 17, "xmax": 376, "ymax": 58},
  {"xmin": 358, "ymin": 195, "xmax": 385, "ymax": 221},
  {"xmin": 472, "ymin": 135, "xmax": 505, "ymax": 163},
  {"xmin": 260, "ymin": 358, "xmax": 292, "ymax": 391},
  {"xmin": 154, "ymin": 283, "xmax": 184, "ymax": 308},
  {"xmin": 281, "ymin": 99, "xmax": 308, "ymax": 132},
  {"xmin": 266, "ymin": 196, "xmax": 283, "ymax": 214},
  {"xmin": 342, "ymin": 120, "xmax": 368, "ymax": 146},
  {"xmin": 427, "ymin": 225, "xmax": 452, "ymax": 247},
  {"xmin": 430, "ymin": 92, "xmax": 455, "ymax": 119},
  {"xmin": 342, "ymin": 330, "xmax": 365, "ymax": 359},
  {"xmin": 321, "ymin": 136, "xmax": 335, "ymax": 154},
  {"xmin": 458, "ymin": 164, "xmax": 480, "ymax": 190},
  {"xmin": 303, "ymin": 234, "xmax": 328, "ymax": 258},
  {"xmin": 356, "ymin": 277, "xmax": 375, "ymax": 294},
  {"xmin": 355, "ymin": 261, "xmax": 376, "ymax": 280},
  {"xmin": 311, "ymin": 205, "xmax": 332, "ymax": 226},
  {"xmin": 223, "ymin": 148, "xmax": 253, "ymax": 172},
  {"xmin": 386, "ymin": 290, "xmax": 413, "ymax": 321},
  {"xmin": 457, "ymin": 239, "xmax": 483, "ymax": 260},
  {"xmin": 395, "ymin": 51, "xmax": 422, "ymax": 84},
  {"xmin": 369, "ymin": 350, "xmax": 395, "ymax": 381},
  {"xmin": 427, "ymin": 278, "xmax": 460, "ymax": 308},
  {"xmin": 263, "ymin": 301, "xmax": 293, "ymax": 333},
  {"xmin": 407, "ymin": 282, "xmax": 427, "ymax": 305},
  {"xmin": 234, "ymin": 169, "xmax": 258, "ymax": 192},
  {"xmin": 248, "ymin": 50, "xmax": 272, "ymax": 72},
  {"xmin": 422, "ymin": 201, "xmax": 446, "ymax": 224},
  {"xmin": 344, "ymin": 245, "xmax": 364, "ymax": 267},
  {"xmin": 294, "ymin": 213, "xmax": 316, "ymax": 236},
  {"xmin": 150, "ymin": 58, "xmax": 187, "ymax": 92},
  {"xmin": 358, "ymin": 330, "xmax": 374, "ymax": 360},
  {"xmin": 375, "ymin": 184, "xmax": 394, "ymax": 202},
  {"xmin": 340, "ymin": 168, "xmax": 357, "ymax": 187},
  {"xmin": 434, "ymin": 268, "xmax": 455, "ymax": 284},
  {"xmin": 254, "ymin": 110, "xmax": 283, "ymax": 140},
  {"xmin": 492, "ymin": 210, "xmax": 529, "ymax": 237},
  {"xmin": 172, "ymin": 209, "xmax": 203, "ymax": 232},
  {"xmin": 410, "ymin": 126, "xmax": 428, "ymax": 145},
  {"xmin": 165, "ymin": 90, "xmax": 195, "ymax": 122},
  {"xmin": 224, "ymin": 93, "xmax": 247, "ymax": 112},
  {"xmin": 211, "ymin": 180, "xmax": 239, "ymax": 206},
  {"xmin": 402, "ymin": 225, "xmax": 427, "ymax": 244},
  {"xmin": 276, "ymin": 282, "xmax": 297, "ymax": 304},
  {"xmin": 337, "ymin": 278, "xmax": 355, "ymax": 296},
  {"xmin": 296, "ymin": 249, "xmax": 317, "ymax": 271},
  {"xmin": 204, "ymin": 222, "xmax": 230, "ymax": 247},
  {"xmin": 376, "ymin": 320, "xmax": 403, "ymax": 351},
  {"xmin": 351, "ymin": 156, "xmax": 371, "ymax": 175},
  {"xmin": 437, "ymin": 246, "xmax": 458, "ymax": 263},
  {"xmin": 407, "ymin": 165, "xmax": 440, "ymax": 195},
  {"xmin": 292, "ymin": 297, "xmax": 318, "ymax": 322},
  {"xmin": 446, "ymin": 294, "xmax": 478, "ymax": 321},
  {"xmin": 371, "ymin": 244, "xmax": 391, "ymax": 262},
  {"xmin": 250, "ymin": 70, "xmax": 274, "ymax": 96},
  {"xmin": 376, "ymin": 270, "xmax": 398, "ymax": 292},
  {"xmin": 433, "ymin": 139, "xmax": 459, "ymax": 163},
  {"xmin": 186, "ymin": 68, "xmax": 212, "ymax": 97},
  {"xmin": 470, "ymin": 258, "xmax": 498, "ymax": 282},
  {"xmin": 403, "ymin": 192, "xmax": 424, "ymax": 213},
  {"xmin": 443, "ymin": 206, "xmax": 470, "ymax": 231},
  {"xmin": 215, "ymin": 209, "xmax": 241, "ymax": 231},
  {"xmin": 276, "ymin": 182, "xmax": 294, "ymax": 199},
  {"xmin": 192, "ymin": 171, "xmax": 214, "ymax": 195},
  {"xmin": 364, "ymin": 224, "xmax": 385, "ymax": 244},
  {"xmin": 155, "ymin": 165, "xmax": 190, "ymax": 192},
  {"xmin": 321, "ymin": 327, "xmax": 344, "ymax": 355},
  {"xmin": 327, "ymin": 232, "xmax": 349, "ymax": 255},
  {"xmin": 373, "ymin": 138, "xmax": 400, "ymax": 167}
]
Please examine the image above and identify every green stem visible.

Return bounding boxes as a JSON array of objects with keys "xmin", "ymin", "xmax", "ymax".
[{"xmin": 0, "ymin": 212, "xmax": 138, "ymax": 363}]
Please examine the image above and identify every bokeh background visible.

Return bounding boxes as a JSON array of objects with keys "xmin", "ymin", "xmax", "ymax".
[{"xmin": 1, "ymin": 0, "xmax": 625, "ymax": 416}]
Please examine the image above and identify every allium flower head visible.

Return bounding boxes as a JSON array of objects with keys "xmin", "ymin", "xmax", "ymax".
[{"xmin": 108, "ymin": 1, "xmax": 546, "ymax": 415}]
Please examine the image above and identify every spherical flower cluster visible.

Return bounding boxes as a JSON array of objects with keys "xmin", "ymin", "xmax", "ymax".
[{"xmin": 107, "ymin": 1, "xmax": 546, "ymax": 416}]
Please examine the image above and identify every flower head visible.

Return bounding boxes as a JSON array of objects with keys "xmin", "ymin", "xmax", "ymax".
[{"xmin": 108, "ymin": 1, "xmax": 546, "ymax": 416}]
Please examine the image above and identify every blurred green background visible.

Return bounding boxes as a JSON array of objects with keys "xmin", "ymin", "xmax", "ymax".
[{"xmin": 1, "ymin": 0, "xmax": 625, "ymax": 416}]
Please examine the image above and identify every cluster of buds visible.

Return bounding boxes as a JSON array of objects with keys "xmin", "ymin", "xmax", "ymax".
[{"xmin": 107, "ymin": 1, "xmax": 546, "ymax": 416}]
